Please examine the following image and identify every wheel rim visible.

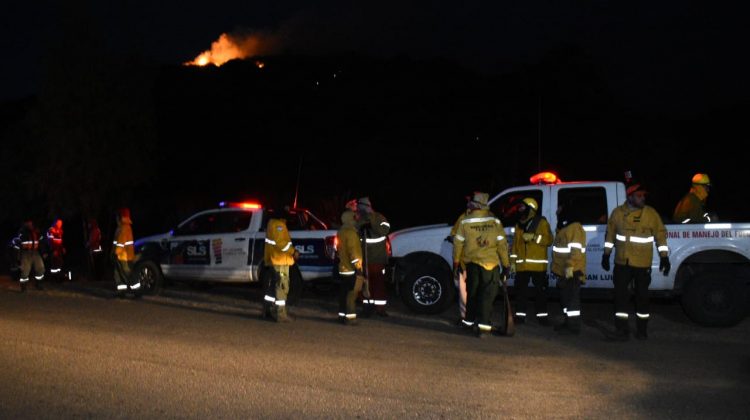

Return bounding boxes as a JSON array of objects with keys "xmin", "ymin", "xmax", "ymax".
[
  {"xmin": 411, "ymin": 275, "xmax": 442, "ymax": 306},
  {"xmin": 138, "ymin": 265, "xmax": 155, "ymax": 291},
  {"xmin": 703, "ymin": 285, "xmax": 730, "ymax": 314}
]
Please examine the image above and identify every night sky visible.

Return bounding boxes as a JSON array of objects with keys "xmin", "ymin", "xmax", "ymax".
[{"xmin": 2, "ymin": 1, "xmax": 749, "ymax": 245}]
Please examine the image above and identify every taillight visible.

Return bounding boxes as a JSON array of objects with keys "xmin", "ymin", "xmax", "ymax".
[
  {"xmin": 385, "ymin": 237, "xmax": 392, "ymax": 257},
  {"xmin": 324, "ymin": 235, "xmax": 338, "ymax": 259}
]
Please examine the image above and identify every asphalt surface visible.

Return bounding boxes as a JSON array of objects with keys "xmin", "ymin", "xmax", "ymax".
[{"xmin": 1, "ymin": 275, "xmax": 748, "ymax": 419}]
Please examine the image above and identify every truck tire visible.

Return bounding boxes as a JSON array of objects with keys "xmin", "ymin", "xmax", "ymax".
[
  {"xmin": 133, "ymin": 260, "xmax": 164, "ymax": 295},
  {"xmin": 681, "ymin": 272, "xmax": 746, "ymax": 327},
  {"xmin": 400, "ymin": 264, "xmax": 454, "ymax": 314}
]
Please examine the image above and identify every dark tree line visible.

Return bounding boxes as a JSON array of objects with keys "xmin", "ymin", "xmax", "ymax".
[{"xmin": 2, "ymin": 4, "xmax": 747, "ymax": 277}]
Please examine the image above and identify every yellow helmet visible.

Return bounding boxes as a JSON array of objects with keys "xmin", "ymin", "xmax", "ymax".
[
  {"xmin": 522, "ymin": 197, "xmax": 538, "ymax": 211},
  {"xmin": 691, "ymin": 173, "xmax": 711, "ymax": 186}
]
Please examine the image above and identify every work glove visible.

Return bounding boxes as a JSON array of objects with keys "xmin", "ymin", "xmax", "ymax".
[
  {"xmin": 292, "ymin": 249, "xmax": 300, "ymax": 261},
  {"xmin": 509, "ymin": 262, "xmax": 516, "ymax": 275},
  {"xmin": 522, "ymin": 232, "xmax": 534, "ymax": 242},
  {"xmin": 500, "ymin": 270, "xmax": 509, "ymax": 285},
  {"xmin": 659, "ymin": 256, "xmax": 671, "ymax": 276},
  {"xmin": 444, "ymin": 235, "xmax": 454, "ymax": 243},
  {"xmin": 601, "ymin": 254, "xmax": 610, "ymax": 271},
  {"xmin": 564, "ymin": 266, "xmax": 574, "ymax": 280},
  {"xmin": 574, "ymin": 270, "xmax": 585, "ymax": 284}
]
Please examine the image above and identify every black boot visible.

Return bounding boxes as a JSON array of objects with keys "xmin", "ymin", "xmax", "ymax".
[
  {"xmin": 261, "ymin": 302, "xmax": 272, "ymax": 320},
  {"xmin": 614, "ymin": 318, "xmax": 630, "ymax": 341},
  {"xmin": 635, "ymin": 319, "xmax": 648, "ymax": 340},
  {"xmin": 360, "ymin": 303, "xmax": 374, "ymax": 318}
]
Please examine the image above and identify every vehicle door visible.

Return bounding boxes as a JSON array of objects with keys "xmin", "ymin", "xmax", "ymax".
[
  {"xmin": 553, "ymin": 186, "xmax": 611, "ymax": 288},
  {"xmin": 163, "ymin": 209, "xmax": 255, "ymax": 282},
  {"xmin": 163, "ymin": 211, "xmax": 220, "ymax": 280},
  {"xmin": 210, "ymin": 209, "xmax": 255, "ymax": 282}
]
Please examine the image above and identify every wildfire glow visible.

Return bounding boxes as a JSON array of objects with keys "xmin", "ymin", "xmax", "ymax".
[{"xmin": 185, "ymin": 33, "xmax": 263, "ymax": 67}]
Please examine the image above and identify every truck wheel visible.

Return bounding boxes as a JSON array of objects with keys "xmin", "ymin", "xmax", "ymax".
[
  {"xmin": 681, "ymin": 272, "xmax": 746, "ymax": 327},
  {"xmin": 400, "ymin": 264, "xmax": 454, "ymax": 314},
  {"xmin": 133, "ymin": 260, "xmax": 164, "ymax": 295}
]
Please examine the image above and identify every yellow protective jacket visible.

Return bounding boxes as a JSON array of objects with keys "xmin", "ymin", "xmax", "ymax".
[
  {"xmin": 551, "ymin": 222, "xmax": 586, "ymax": 280},
  {"xmin": 264, "ymin": 218, "xmax": 295, "ymax": 266},
  {"xmin": 605, "ymin": 203, "xmax": 669, "ymax": 268},
  {"xmin": 113, "ymin": 216, "xmax": 135, "ymax": 262},
  {"xmin": 450, "ymin": 210, "xmax": 470, "ymax": 237},
  {"xmin": 337, "ymin": 211, "xmax": 363, "ymax": 275},
  {"xmin": 673, "ymin": 187, "xmax": 709, "ymax": 223},
  {"xmin": 511, "ymin": 215, "xmax": 553, "ymax": 272},
  {"xmin": 453, "ymin": 209, "xmax": 510, "ymax": 271}
]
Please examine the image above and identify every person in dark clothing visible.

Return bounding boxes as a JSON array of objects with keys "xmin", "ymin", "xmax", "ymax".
[
  {"xmin": 14, "ymin": 219, "xmax": 45, "ymax": 292},
  {"xmin": 673, "ymin": 173, "xmax": 712, "ymax": 223},
  {"xmin": 356, "ymin": 197, "xmax": 391, "ymax": 317}
]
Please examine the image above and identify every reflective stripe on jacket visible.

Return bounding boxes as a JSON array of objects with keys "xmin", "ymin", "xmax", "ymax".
[
  {"xmin": 360, "ymin": 211, "xmax": 390, "ymax": 264},
  {"xmin": 673, "ymin": 191, "xmax": 709, "ymax": 223},
  {"xmin": 264, "ymin": 218, "xmax": 295, "ymax": 266},
  {"xmin": 551, "ymin": 222, "xmax": 586, "ymax": 278},
  {"xmin": 114, "ymin": 217, "xmax": 135, "ymax": 262},
  {"xmin": 511, "ymin": 216, "xmax": 553, "ymax": 272},
  {"xmin": 604, "ymin": 203, "xmax": 668, "ymax": 268},
  {"xmin": 453, "ymin": 209, "xmax": 510, "ymax": 271},
  {"xmin": 337, "ymin": 225, "xmax": 363, "ymax": 275}
]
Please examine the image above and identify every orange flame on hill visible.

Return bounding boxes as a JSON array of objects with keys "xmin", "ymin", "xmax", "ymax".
[{"xmin": 184, "ymin": 33, "xmax": 264, "ymax": 67}]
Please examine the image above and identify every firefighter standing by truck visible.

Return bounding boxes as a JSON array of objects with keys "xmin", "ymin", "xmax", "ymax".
[
  {"xmin": 112, "ymin": 208, "xmax": 140, "ymax": 298},
  {"xmin": 452, "ymin": 192, "xmax": 511, "ymax": 337},
  {"xmin": 262, "ymin": 217, "xmax": 297, "ymax": 322},
  {"xmin": 14, "ymin": 219, "xmax": 45, "ymax": 292},
  {"xmin": 673, "ymin": 173, "xmax": 712, "ymax": 223},
  {"xmin": 510, "ymin": 197, "xmax": 553, "ymax": 325},
  {"xmin": 356, "ymin": 197, "xmax": 391, "ymax": 317},
  {"xmin": 602, "ymin": 182, "xmax": 670, "ymax": 340},
  {"xmin": 337, "ymin": 209, "xmax": 365, "ymax": 325},
  {"xmin": 551, "ymin": 201, "xmax": 586, "ymax": 334}
]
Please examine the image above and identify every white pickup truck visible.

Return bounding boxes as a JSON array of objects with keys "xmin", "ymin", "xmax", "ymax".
[
  {"xmin": 132, "ymin": 202, "xmax": 337, "ymax": 303},
  {"xmin": 389, "ymin": 173, "xmax": 750, "ymax": 326}
]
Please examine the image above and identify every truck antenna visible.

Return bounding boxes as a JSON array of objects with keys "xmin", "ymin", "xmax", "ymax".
[
  {"xmin": 537, "ymin": 94, "xmax": 542, "ymax": 172},
  {"xmin": 292, "ymin": 154, "xmax": 303, "ymax": 208}
]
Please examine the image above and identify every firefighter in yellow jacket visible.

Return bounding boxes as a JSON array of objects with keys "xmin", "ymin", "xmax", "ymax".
[
  {"xmin": 551, "ymin": 201, "xmax": 586, "ymax": 334},
  {"xmin": 510, "ymin": 197, "xmax": 553, "ymax": 325},
  {"xmin": 453, "ymin": 192, "xmax": 511, "ymax": 337},
  {"xmin": 602, "ymin": 182, "xmax": 670, "ymax": 340},
  {"xmin": 449, "ymin": 199, "xmax": 474, "ymax": 327},
  {"xmin": 263, "ymin": 217, "xmax": 297, "ymax": 322},
  {"xmin": 337, "ymin": 209, "xmax": 364, "ymax": 325},
  {"xmin": 112, "ymin": 208, "xmax": 140, "ymax": 298}
]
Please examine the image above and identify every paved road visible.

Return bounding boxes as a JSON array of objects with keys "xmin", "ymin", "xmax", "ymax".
[{"xmin": 1, "ymin": 276, "xmax": 748, "ymax": 419}]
